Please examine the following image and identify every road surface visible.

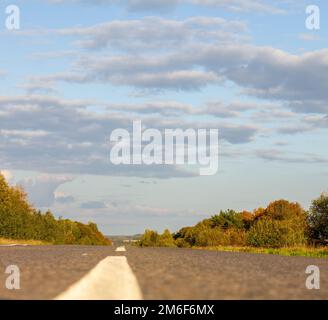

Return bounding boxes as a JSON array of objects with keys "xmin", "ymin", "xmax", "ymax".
[{"xmin": 0, "ymin": 245, "xmax": 327, "ymax": 300}]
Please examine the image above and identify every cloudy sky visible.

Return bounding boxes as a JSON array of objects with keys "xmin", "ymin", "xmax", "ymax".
[{"xmin": 0, "ymin": 0, "xmax": 327, "ymax": 235}]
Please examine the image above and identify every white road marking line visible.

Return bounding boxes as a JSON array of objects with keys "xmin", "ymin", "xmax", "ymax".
[
  {"xmin": 115, "ymin": 246, "xmax": 126, "ymax": 252},
  {"xmin": 55, "ymin": 256, "xmax": 143, "ymax": 300}
]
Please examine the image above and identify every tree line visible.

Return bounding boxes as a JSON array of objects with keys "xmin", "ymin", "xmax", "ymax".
[
  {"xmin": 138, "ymin": 194, "xmax": 328, "ymax": 248},
  {"xmin": 0, "ymin": 174, "xmax": 111, "ymax": 245}
]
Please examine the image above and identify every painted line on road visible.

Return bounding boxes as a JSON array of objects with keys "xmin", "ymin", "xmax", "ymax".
[
  {"xmin": 115, "ymin": 246, "xmax": 126, "ymax": 252},
  {"xmin": 55, "ymin": 256, "xmax": 143, "ymax": 300}
]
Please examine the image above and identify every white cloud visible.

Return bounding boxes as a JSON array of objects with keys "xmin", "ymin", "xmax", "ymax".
[
  {"xmin": 0, "ymin": 129, "xmax": 49, "ymax": 139},
  {"xmin": 80, "ymin": 201, "xmax": 107, "ymax": 209},
  {"xmin": 18, "ymin": 174, "xmax": 73, "ymax": 208},
  {"xmin": 0, "ymin": 94, "xmax": 261, "ymax": 178},
  {"xmin": 48, "ymin": 0, "xmax": 179, "ymax": 12},
  {"xmin": 48, "ymin": 0, "xmax": 287, "ymax": 14},
  {"xmin": 54, "ymin": 191, "xmax": 75, "ymax": 204},
  {"xmin": 57, "ymin": 16, "xmax": 248, "ymax": 50},
  {"xmin": 256, "ymin": 149, "xmax": 328, "ymax": 164},
  {"xmin": 32, "ymin": 43, "xmax": 328, "ymax": 107},
  {"xmin": 191, "ymin": 0, "xmax": 285, "ymax": 14}
]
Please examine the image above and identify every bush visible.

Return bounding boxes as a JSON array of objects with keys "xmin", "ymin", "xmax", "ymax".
[
  {"xmin": 195, "ymin": 228, "xmax": 247, "ymax": 247},
  {"xmin": 308, "ymin": 193, "xmax": 328, "ymax": 245},
  {"xmin": 247, "ymin": 218, "xmax": 307, "ymax": 248},
  {"xmin": 138, "ymin": 229, "xmax": 160, "ymax": 247},
  {"xmin": 139, "ymin": 229, "xmax": 176, "ymax": 247},
  {"xmin": 158, "ymin": 229, "xmax": 176, "ymax": 247},
  {"xmin": 174, "ymin": 223, "xmax": 210, "ymax": 247},
  {"xmin": 175, "ymin": 238, "xmax": 191, "ymax": 248},
  {"xmin": 225, "ymin": 228, "xmax": 248, "ymax": 246},
  {"xmin": 247, "ymin": 219, "xmax": 287, "ymax": 248},
  {"xmin": 139, "ymin": 199, "xmax": 312, "ymax": 250},
  {"xmin": 247, "ymin": 200, "xmax": 307, "ymax": 248}
]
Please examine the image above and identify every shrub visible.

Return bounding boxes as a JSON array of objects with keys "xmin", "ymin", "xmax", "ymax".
[
  {"xmin": 138, "ymin": 229, "xmax": 160, "ymax": 247},
  {"xmin": 195, "ymin": 228, "xmax": 247, "ymax": 247},
  {"xmin": 158, "ymin": 229, "xmax": 176, "ymax": 247},
  {"xmin": 247, "ymin": 217, "xmax": 307, "ymax": 248},
  {"xmin": 225, "ymin": 228, "xmax": 248, "ymax": 246},
  {"xmin": 247, "ymin": 218, "xmax": 287, "ymax": 248},
  {"xmin": 175, "ymin": 238, "xmax": 191, "ymax": 248},
  {"xmin": 139, "ymin": 229, "xmax": 176, "ymax": 247},
  {"xmin": 174, "ymin": 222, "xmax": 211, "ymax": 247},
  {"xmin": 139, "ymin": 199, "xmax": 312, "ymax": 250},
  {"xmin": 247, "ymin": 200, "xmax": 307, "ymax": 248}
]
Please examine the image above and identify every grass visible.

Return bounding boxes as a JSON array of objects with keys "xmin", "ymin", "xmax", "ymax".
[
  {"xmin": 194, "ymin": 246, "xmax": 328, "ymax": 258},
  {"xmin": 0, "ymin": 238, "xmax": 49, "ymax": 245}
]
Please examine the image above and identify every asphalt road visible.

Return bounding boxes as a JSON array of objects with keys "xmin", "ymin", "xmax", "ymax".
[{"xmin": 0, "ymin": 245, "xmax": 327, "ymax": 300}]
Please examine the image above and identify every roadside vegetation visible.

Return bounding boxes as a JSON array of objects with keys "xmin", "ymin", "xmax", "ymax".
[
  {"xmin": 0, "ymin": 238, "xmax": 48, "ymax": 245},
  {"xmin": 194, "ymin": 246, "xmax": 328, "ymax": 258},
  {"xmin": 138, "ymin": 194, "xmax": 328, "ymax": 258},
  {"xmin": 0, "ymin": 174, "xmax": 111, "ymax": 245}
]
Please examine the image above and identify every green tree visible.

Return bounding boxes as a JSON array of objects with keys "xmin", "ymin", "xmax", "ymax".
[
  {"xmin": 138, "ymin": 229, "xmax": 160, "ymax": 247},
  {"xmin": 158, "ymin": 229, "xmax": 175, "ymax": 247},
  {"xmin": 247, "ymin": 200, "xmax": 307, "ymax": 248},
  {"xmin": 308, "ymin": 193, "xmax": 328, "ymax": 244},
  {"xmin": 211, "ymin": 210, "xmax": 244, "ymax": 230}
]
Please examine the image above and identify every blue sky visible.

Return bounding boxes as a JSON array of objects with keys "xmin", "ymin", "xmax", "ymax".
[{"xmin": 0, "ymin": 0, "xmax": 327, "ymax": 235}]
